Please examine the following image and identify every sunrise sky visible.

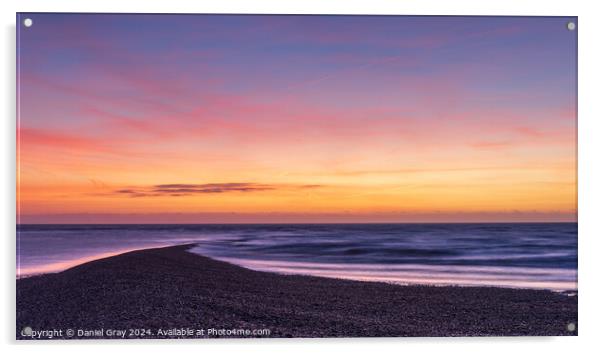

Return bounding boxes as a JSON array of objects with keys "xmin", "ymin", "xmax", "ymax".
[{"xmin": 17, "ymin": 14, "xmax": 577, "ymax": 223}]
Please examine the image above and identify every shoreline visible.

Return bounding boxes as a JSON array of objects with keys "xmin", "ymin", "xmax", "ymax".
[
  {"xmin": 17, "ymin": 244, "xmax": 578, "ymax": 338},
  {"xmin": 18, "ymin": 243, "xmax": 578, "ymax": 293}
]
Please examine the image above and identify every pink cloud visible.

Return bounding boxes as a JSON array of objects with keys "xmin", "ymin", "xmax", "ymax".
[{"xmin": 19, "ymin": 127, "xmax": 114, "ymax": 153}]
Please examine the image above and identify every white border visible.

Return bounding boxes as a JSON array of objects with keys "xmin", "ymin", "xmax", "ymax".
[{"xmin": 2, "ymin": 1, "xmax": 601, "ymax": 352}]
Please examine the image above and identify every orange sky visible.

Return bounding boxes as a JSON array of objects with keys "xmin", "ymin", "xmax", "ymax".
[{"xmin": 17, "ymin": 15, "xmax": 577, "ymax": 223}]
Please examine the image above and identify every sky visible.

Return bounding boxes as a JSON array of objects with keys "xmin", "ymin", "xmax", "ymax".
[{"xmin": 17, "ymin": 14, "xmax": 577, "ymax": 223}]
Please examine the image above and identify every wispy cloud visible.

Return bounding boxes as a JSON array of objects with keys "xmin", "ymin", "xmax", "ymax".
[
  {"xmin": 19, "ymin": 127, "xmax": 116, "ymax": 154},
  {"xmin": 471, "ymin": 141, "xmax": 514, "ymax": 149},
  {"xmin": 111, "ymin": 183, "xmax": 322, "ymax": 198},
  {"xmin": 113, "ymin": 183, "xmax": 273, "ymax": 197}
]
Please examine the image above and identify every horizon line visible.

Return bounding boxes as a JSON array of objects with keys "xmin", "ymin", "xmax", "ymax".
[{"xmin": 17, "ymin": 221, "xmax": 578, "ymax": 226}]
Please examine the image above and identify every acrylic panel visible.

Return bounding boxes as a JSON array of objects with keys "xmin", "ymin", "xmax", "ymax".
[{"xmin": 16, "ymin": 13, "xmax": 577, "ymax": 339}]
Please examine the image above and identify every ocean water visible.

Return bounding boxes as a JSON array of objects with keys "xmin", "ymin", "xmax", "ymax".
[{"xmin": 16, "ymin": 223, "xmax": 577, "ymax": 291}]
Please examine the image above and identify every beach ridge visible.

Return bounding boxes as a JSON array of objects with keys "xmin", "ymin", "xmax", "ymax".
[{"xmin": 17, "ymin": 244, "xmax": 577, "ymax": 338}]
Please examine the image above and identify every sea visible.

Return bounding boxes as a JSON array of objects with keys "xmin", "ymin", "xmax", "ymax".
[{"xmin": 16, "ymin": 223, "xmax": 577, "ymax": 291}]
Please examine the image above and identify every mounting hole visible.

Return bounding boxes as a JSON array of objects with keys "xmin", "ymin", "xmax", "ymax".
[
  {"xmin": 567, "ymin": 322, "xmax": 576, "ymax": 332},
  {"xmin": 567, "ymin": 22, "xmax": 576, "ymax": 31},
  {"xmin": 23, "ymin": 18, "xmax": 33, "ymax": 28}
]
